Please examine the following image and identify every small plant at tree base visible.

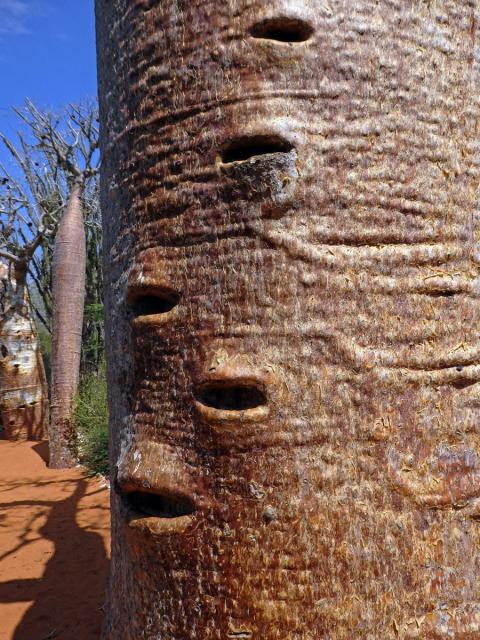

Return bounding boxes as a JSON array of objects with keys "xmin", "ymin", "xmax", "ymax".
[{"xmin": 73, "ymin": 361, "xmax": 109, "ymax": 476}]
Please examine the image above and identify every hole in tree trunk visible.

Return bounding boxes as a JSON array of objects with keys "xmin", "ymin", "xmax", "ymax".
[
  {"xmin": 250, "ymin": 17, "xmax": 314, "ymax": 43},
  {"xmin": 220, "ymin": 135, "xmax": 293, "ymax": 164},
  {"xmin": 0, "ymin": 345, "xmax": 8, "ymax": 358},
  {"xmin": 128, "ymin": 289, "xmax": 180, "ymax": 317},
  {"xmin": 195, "ymin": 382, "xmax": 267, "ymax": 411},
  {"xmin": 427, "ymin": 290, "xmax": 458, "ymax": 297},
  {"xmin": 124, "ymin": 490, "xmax": 196, "ymax": 519},
  {"xmin": 451, "ymin": 378, "xmax": 478, "ymax": 390}
]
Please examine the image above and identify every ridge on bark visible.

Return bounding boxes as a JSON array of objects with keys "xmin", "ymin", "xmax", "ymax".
[{"xmin": 96, "ymin": 1, "xmax": 480, "ymax": 638}]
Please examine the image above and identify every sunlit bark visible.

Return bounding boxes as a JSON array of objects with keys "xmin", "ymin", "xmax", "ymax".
[
  {"xmin": 0, "ymin": 262, "xmax": 48, "ymax": 441},
  {"xmin": 49, "ymin": 180, "xmax": 86, "ymax": 468},
  {"xmin": 97, "ymin": 1, "xmax": 480, "ymax": 638}
]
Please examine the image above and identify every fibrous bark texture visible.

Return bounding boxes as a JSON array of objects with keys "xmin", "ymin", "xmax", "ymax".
[
  {"xmin": 0, "ymin": 263, "xmax": 48, "ymax": 441},
  {"xmin": 50, "ymin": 180, "xmax": 86, "ymax": 468},
  {"xmin": 96, "ymin": 1, "xmax": 480, "ymax": 638}
]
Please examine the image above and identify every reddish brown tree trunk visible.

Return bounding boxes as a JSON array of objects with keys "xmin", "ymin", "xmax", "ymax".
[
  {"xmin": 0, "ymin": 262, "xmax": 48, "ymax": 441},
  {"xmin": 97, "ymin": 1, "xmax": 480, "ymax": 638},
  {"xmin": 49, "ymin": 179, "xmax": 86, "ymax": 468}
]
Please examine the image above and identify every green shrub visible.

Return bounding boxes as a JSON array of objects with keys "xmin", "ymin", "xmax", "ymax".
[
  {"xmin": 37, "ymin": 326, "xmax": 52, "ymax": 393},
  {"xmin": 74, "ymin": 361, "xmax": 109, "ymax": 476}
]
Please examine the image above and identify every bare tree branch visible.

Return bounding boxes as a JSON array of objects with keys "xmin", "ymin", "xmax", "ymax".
[{"xmin": 0, "ymin": 100, "xmax": 100, "ymax": 320}]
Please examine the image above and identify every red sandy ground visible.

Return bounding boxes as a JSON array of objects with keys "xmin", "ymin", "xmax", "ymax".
[{"xmin": 0, "ymin": 440, "xmax": 111, "ymax": 640}]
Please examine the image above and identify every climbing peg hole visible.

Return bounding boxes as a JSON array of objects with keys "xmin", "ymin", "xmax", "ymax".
[
  {"xmin": 250, "ymin": 17, "xmax": 314, "ymax": 43},
  {"xmin": 263, "ymin": 505, "xmax": 277, "ymax": 522},
  {"xmin": 451, "ymin": 378, "xmax": 478, "ymax": 390},
  {"xmin": 195, "ymin": 381, "xmax": 267, "ymax": 411},
  {"xmin": 220, "ymin": 135, "xmax": 293, "ymax": 164},
  {"xmin": 428, "ymin": 289, "xmax": 457, "ymax": 298},
  {"xmin": 124, "ymin": 490, "xmax": 196, "ymax": 519},
  {"xmin": 128, "ymin": 288, "xmax": 181, "ymax": 318}
]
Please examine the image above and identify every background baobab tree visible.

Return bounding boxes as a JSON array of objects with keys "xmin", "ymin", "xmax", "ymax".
[
  {"xmin": 0, "ymin": 186, "xmax": 55, "ymax": 439},
  {"xmin": 97, "ymin": 1, "xmax": 480, "ymax": 638},
  {"xmin": 0, "ymin": 101, "xmax": 101, "ymax": 463},
  {"xmin": 16, "ymin": 102, "xmax": 99, "ymax": 468}
]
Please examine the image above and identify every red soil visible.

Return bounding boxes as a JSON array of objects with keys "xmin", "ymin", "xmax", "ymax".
[{"xmin": 0, "ymin": 440, "xmax": 110, "ymax": 640}]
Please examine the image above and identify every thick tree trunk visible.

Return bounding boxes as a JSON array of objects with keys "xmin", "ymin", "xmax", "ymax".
[
  {"xmin": 0, "ymin": 263, "xmax": 48, "ymax": 441},
  {"xmin": 97, "ymin": 1, "xmax": 480, "ymax": 638},
  {"xmin": 49, "ymin": 179, "xmax": 86, "ymax": 468}
]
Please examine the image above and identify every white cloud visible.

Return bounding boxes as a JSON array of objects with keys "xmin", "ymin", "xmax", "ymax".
[{"xmin": 0, "ymin": 0, "xmax": 45, "ymax": 36}]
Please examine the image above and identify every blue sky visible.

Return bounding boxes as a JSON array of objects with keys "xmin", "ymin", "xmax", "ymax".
[{"xmin": 0, "ymin": 0, "xmax": 97, "ymax": 160}]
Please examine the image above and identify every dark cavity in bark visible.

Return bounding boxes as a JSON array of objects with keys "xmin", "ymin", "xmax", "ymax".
[
  {"xmin": 450, "ymin": 378, "xmax": 479, "ymax": 390},
  {"xmin": 220, "ymin": 135, "xmax": 293, "ymax": 164},
  {"xmin": 128, "ymin": 289, "xmax": 181, "ymax": 317},
  {"xmin": 195, "ymin": 382, "xmax": 267, "ymax": 411},
  {"xmin": 250, "ymin": 17, "xmax": 314, "ymax": 43},
  {"xmin": 123, "ymin": 490, "xmax": 196, "ymax": 519}
]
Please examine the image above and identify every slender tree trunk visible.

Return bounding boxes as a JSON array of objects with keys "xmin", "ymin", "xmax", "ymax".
[
  {"xmin": 97, "ymin": 1, "xmax": 480, "ymax": 638},
  {"xmin": 49, "ymin": 178, "xmax": 86, "ymax": 468},
  {"xmin": 0, "ymin": 262, "xmax": 48, "ymax": 441}
]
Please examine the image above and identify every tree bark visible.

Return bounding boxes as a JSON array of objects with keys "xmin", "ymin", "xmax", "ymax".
[
  {"xmin": 0, "ymin": 262, "xmax": 48, "ymax": 441},
  {"xmin": 96, "ymin": 1, "xmax": 480, "ymax": 638},
  {"xmin": 49, "ymin": 179, "xmax": 86, "ymax": 468}
]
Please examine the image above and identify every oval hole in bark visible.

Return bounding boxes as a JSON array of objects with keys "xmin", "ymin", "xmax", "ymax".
[
  {"xmin": 128, "ymin": 289, "xmax": 180, "ymax": 317},
  {"xmin": 220, "ymin": 135, "xmax": 293, "ymax": 164},
  {"xmin": 451, "ymin": 378, "xmax": 478, "ymax": 390},
  {"xmin": 125, "ymin": 491, "xmax": 196, "ymax": 519},
  {"xmin": 428, "ymin": 290, "xmax": 457, "ymax": 297},
  {"xmin": 0, "ymin": 345, "xmax": 7, "ymax": 358},
  {"xmin": 250, "ymin": 17, "xmax": 314, "ymax": 43},
  {"xmin": 195, "ymin": 382, "xmax": 267, "ymax": 411}
]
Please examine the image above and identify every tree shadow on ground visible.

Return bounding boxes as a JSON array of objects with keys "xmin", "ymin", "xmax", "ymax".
[
  {"xmin": 0, "ymin": 480, "xmax": 109, "ymax": 639},
  {"xmin": 31, "ymin": 440, "xmax": 50, "ymax": 465}
]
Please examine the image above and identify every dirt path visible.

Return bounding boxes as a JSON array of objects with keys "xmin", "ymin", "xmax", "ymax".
[{"xmin": 0, "ymin": 440, "xmax": 110, "ymax": 640}]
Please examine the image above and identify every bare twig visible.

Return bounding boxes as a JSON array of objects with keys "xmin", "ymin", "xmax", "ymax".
[{"xmin": 0, "ymin": 100, "xmax": 99, "ymax": 323}]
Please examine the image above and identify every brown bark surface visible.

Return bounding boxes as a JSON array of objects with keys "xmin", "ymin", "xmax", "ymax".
[
  {"xmin": 96, "ymin": 1, "xmax": 480, "ymax": 638},
  {"xmin": 49, "ymin": 180, "xmax": 86, "ymax": 468},
  {"xmin": 0, "ymin": 263, "xmax": 48, "ymax": 441}
]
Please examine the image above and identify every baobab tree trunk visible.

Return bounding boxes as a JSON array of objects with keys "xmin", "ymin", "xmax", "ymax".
[
  {"xmin": 96, "ymin": 1, "xmax": 480, "ymax": 638},
  {"xmin": 49, "ymin": 179, "xmax": 86, "ymax": 468},
  {"xmin": 0, "ymin": 262, "xmax": 48, "ymax": 441}
]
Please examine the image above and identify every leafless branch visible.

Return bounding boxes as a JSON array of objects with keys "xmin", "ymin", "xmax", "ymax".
[{"xmin": 0, "ymin": 100, "xmax": 99, "ymax": 321}]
